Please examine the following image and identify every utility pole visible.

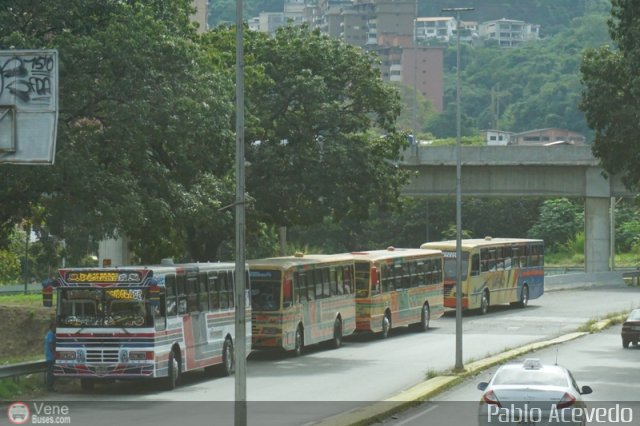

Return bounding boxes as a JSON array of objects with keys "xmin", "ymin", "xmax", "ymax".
[
  {"xmin": 234, "ymin": 0, "xmax": 247, "ymax": 423},
  {"xmin": 441, "ymin": 6, "xmax": 473, "ymax": 373}
]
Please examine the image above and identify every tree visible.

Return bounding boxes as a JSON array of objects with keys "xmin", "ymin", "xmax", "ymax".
[
  {"xmin": 0, "ymin": 1, "xmax": 238, "ymax": 263},
  {"xmin": 210, "ymin": 25, "xmax": 409, "ymax": 235},
  {"xmin": 527, "ymin": 198, "xmax": 583, "ymax": 250},
  {"xmin": 580, "ymin": 0, "xmax": 640, "ymax": 189}
]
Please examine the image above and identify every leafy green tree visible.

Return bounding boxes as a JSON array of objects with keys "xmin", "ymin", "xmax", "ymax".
[
  {"xmin": 207, "ymin": 25, "xmax": 410, "ymax": 234},
  {"xmin": 580, "ymin": 0, "xmax": 640, "ymax": 189},
  {"xmin": 527, "ymin": 198, "xmax": 584, "ymax": 250},
  {"xmin": 0, "ymin": 1, "xmax": 238, "ymax": 263}
]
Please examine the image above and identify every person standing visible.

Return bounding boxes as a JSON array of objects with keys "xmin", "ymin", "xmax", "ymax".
[{"xmin": 44, "ymin": 321, "xmax": 56, "ymax": 391}]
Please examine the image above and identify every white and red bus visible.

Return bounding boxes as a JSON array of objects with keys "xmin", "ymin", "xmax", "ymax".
[{"xmin": 45, "ymin": 261, "xmax": 251, "ymax": 390}]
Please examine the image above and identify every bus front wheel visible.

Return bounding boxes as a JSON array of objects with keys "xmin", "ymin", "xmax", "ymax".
[
  {"xmin": 381, "ymin": 313, "xmax": 391, "ymax": 339},
  {"xmin": 221, "ymin": 338, "xmax": 235, "ymax": 376},
  {"xmin": 480, "ymin": 292, "xmax": 489, "ymax": 315},
  {"xmin": 164, "ymin": 350, "xmax": 180, "ymax": 390},
  {"xmin": 419, "ymin": 304, "xmax": 430, "ymax": 332},
  {"xmin": 519, "ymin": 285, "xmax": 529, "ymax": 307},
  {"xmin": 293, "ymin": 326, "xmax": 304, "ymax": 357}
]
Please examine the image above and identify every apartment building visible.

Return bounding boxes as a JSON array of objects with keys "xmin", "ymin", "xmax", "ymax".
[
  {"xmin": 478, "ymin": 18, "xmax": 540, "ymax": 47},
  {"xmin": 414, "ymin": 17, "xmax": 457, "ymax": 43}
]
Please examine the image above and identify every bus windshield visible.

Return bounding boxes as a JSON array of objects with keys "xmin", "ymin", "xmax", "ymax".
[
  {"xmin": 250, "ymin": 270, "xmax": 282, "ymax": 311},
  {"xmin": 442, "ymin": 251, "xmax": 469, "ymax": 281},
  {"xmin": 58, "ymin": 288, "xmax": 154, "ymax": 328}
]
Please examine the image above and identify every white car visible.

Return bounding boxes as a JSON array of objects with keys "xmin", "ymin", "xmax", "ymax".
[{"xmin": 477, "ymin": 359, "xmax": 593, "ymax": 425}]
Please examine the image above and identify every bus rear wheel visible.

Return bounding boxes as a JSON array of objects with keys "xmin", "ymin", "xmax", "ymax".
[
  {"xmin": 519, "ymin": 285, "xmax": 529, "ymax": 307},
  {"xmin": 331, "ymin": 318, "xmax": 343, "ymax": 349},
  {"xmin": 221, "ymin": 338, "xmax": 235, "ymax": 376},
  {"xmin": 164, "ymin": 350, "xmax": 180, "ymax": 390},
  {"xmin": 419, "ymin": 304, "xmax": 430, "ymax": 332},
  {"xmin": 381, "ymin": 313, "xmax": 391, "ymax": 339},
  {"xmin": 480, "ymin": 292, "xmax": 489, "ymax": 315},
  {"xmin": 292, "ymin": 326, "xmax": 304, "ymax": 357}
]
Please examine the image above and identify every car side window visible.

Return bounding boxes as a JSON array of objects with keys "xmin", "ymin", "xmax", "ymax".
[{"xmin": 568, "ymin": 371, "xmax": 580, "ymax": 392}]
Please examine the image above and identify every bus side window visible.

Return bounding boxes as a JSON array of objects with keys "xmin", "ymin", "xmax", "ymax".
[
  {"xmin": 335, "ymin": 269, "xmax": 344, "ymax": 295},
  {"xmin": 471, "ymin": 254, "xmax": 480, "ymax": 276},
  {"xmin": 322, "ymin": 269, "xmax": 331, "ymax": 298},
  {"xmin": 314, "ymin": 269, "xmax": 324, "ymax": 299},
  {"xmin": 306, "ymin": 272, "xmax": 315, "ymax": 301},
  {"xmin": 381, "ymin": 264, "xmax": 392, "ymax": 292},
  {"xmin": 330, "ymin": 269, "xmax": 338, "ymax": 296},
  {"xmin": 209, "ymin": 272, "xmax": 220, "ymax": 310},
  {"xmin": 415, "ymin": 261, "xmax": 425, "ymax": 286},
  {"xmin": 166, "ymin": 274, "xmax": 177, "ymax": 317},
  {"xmin": 228, "ymin": 271, "xmax": 235, "ymax": 308},
  {"xmin": 283, "ymin": 275, "xmax": 293, "ymax": 307},
  {"xmin": 154, "ymin": 291, "xmax": 167, "ymax": 331},
  {"xmin": 177, "ymin": 275, "xmax": 187, "ymax": 315},
  {"xmin": 198, "ymin": 272, "xmax": 209, "ymax": 312},
  {"xmin": 219, "ymin": 273, "xmax": 229, "ymax": 309},
  {"xmin": 187, "ymin": 276, "xmax": 198, "ymax": 313}
]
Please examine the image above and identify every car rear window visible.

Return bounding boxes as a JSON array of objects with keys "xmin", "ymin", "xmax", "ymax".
[
  {"xmin": 492, "ymin": 368, "xmax": 568, "ymax": 387},
  {"xmin": 627, "ymin": 310, "xmax": 640, "ymax": 321}
]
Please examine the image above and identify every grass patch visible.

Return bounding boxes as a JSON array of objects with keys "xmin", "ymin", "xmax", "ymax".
[
  {"xmin": 0, "ymin": 293, "xmax": 56, "ymax": 307},
  {"xmin": 0, "ymin": 374, "xmax": 46, "ymax": 399},
  {"xmin": 576, "ymin": 311, "xmax": 629, "ymax": 333}
]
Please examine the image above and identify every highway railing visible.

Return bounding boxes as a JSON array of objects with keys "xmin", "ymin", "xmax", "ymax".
[
  {"xmin": 622, "ymin": 269, "xmax": 640, "ymax": 286},
  {"xmin": 0, "ymin": 360, "xmax": 47, "ymax": 382}
]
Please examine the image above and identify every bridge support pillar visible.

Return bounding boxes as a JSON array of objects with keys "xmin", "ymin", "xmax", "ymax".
[{"xmin": 584, "ymin": 197, "xmax": 611, "ymax": 273}]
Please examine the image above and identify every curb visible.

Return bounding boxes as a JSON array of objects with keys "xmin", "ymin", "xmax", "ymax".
[{"xmin": 316, "ymin": 316, "xmax": 625, "ymax": 426}]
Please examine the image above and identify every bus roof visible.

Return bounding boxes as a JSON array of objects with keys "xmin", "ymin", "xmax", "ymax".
[
  {"xmin": 248, "ymin": 253, "xmax": 354, "ymax": 270},
  {"xmin": 421, "ymin": 237, "xmax": 543, "ymax": 251},
  {"xmin": 350, "ymin": 247, "xmax": 442, "ymax": 262}
]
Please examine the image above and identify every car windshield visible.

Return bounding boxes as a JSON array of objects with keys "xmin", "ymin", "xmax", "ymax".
[
  {"xmin": 492, "ymin": 368, "xmax": 569, "ymax": 387},
  {"xmin": 627, "ymin": 310, "xmax": 640, "ymax": 321}
]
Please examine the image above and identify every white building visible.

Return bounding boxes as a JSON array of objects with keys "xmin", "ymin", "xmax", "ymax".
[
  {"xmin": 414, "ymin": 17, "xmax": 457, "ymax": 43},
  {"xmin": 479, "ymin": 18, "xmax": 540, "ymax": 47}
]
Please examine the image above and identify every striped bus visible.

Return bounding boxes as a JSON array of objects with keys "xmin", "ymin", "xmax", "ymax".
[
  {"xmin": 249, "ymin": 253, "xmax": 356, "ymax": 355},
  {"xmin": 421, "ymin": 237, "xmax": 544, "ymax": 314},
  {"xmin": 46, "ymin": 261, "xmax": 251, "ymax": 390},
  {"xmin": 352, "ymin": 247, "xmax": 444, "ymax": 338}
]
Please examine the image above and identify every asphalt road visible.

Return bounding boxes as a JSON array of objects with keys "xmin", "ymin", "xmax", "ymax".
[
  {"xmin": 23, "ymin": 281, "xmax": 640, "ymax": 426},
  {"xmin": 378, "ymin": 326, "xmax": 640, "ymax": 426}
]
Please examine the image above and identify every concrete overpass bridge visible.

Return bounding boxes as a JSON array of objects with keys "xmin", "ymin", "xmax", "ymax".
[{"xmin": 399, "ymin": 145, "xmax": 637, "ymax": 273}]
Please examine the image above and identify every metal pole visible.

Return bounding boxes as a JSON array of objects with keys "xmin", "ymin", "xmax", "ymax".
[
  {"xmin": 412, "ymin": 1, "xmax": 418, "ymax": 155},
  {"xmin": 442, "ymin": 6, "xmax": 473, "ymax": 372},
  {"xmin": 234, "ymin": 0, "xmax": 247, "ymax": 422},
  {"xmin": 24, "ymin": 222, "xmax": 30, "ymax": 294}
]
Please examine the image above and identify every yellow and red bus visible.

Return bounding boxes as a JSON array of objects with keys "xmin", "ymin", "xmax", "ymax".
[
  {"xmin": 352, "ymin": 247, "xmax": 444, "ymax": 338},
  {"xmin": 421, "ymin": 237, "xmax": 544, "ymax": 314},
  {"xmin": 249, "ymin": 253, "xmax": 356, "ymax": 355},
  {"xmin": 43, "ymin": 261, "xmax": 251, "ymax": 391}
]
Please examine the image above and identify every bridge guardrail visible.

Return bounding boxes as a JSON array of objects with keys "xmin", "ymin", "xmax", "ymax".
[
  {"xmin": 0, "ymin": 360, "xmax": 47, "ymax": 381},
  {"xmin": 622, "ymin": 269, "xmax": 640, "ymax": 286}
]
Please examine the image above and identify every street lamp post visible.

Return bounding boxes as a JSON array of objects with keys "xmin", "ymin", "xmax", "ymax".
[
  {"xmin": 234, "ymin": 0, "xmax": 247, "ymax": 423},
  {"xmin": 441, "ymin": 6, "xmax": 473, "ymax": 372}
]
